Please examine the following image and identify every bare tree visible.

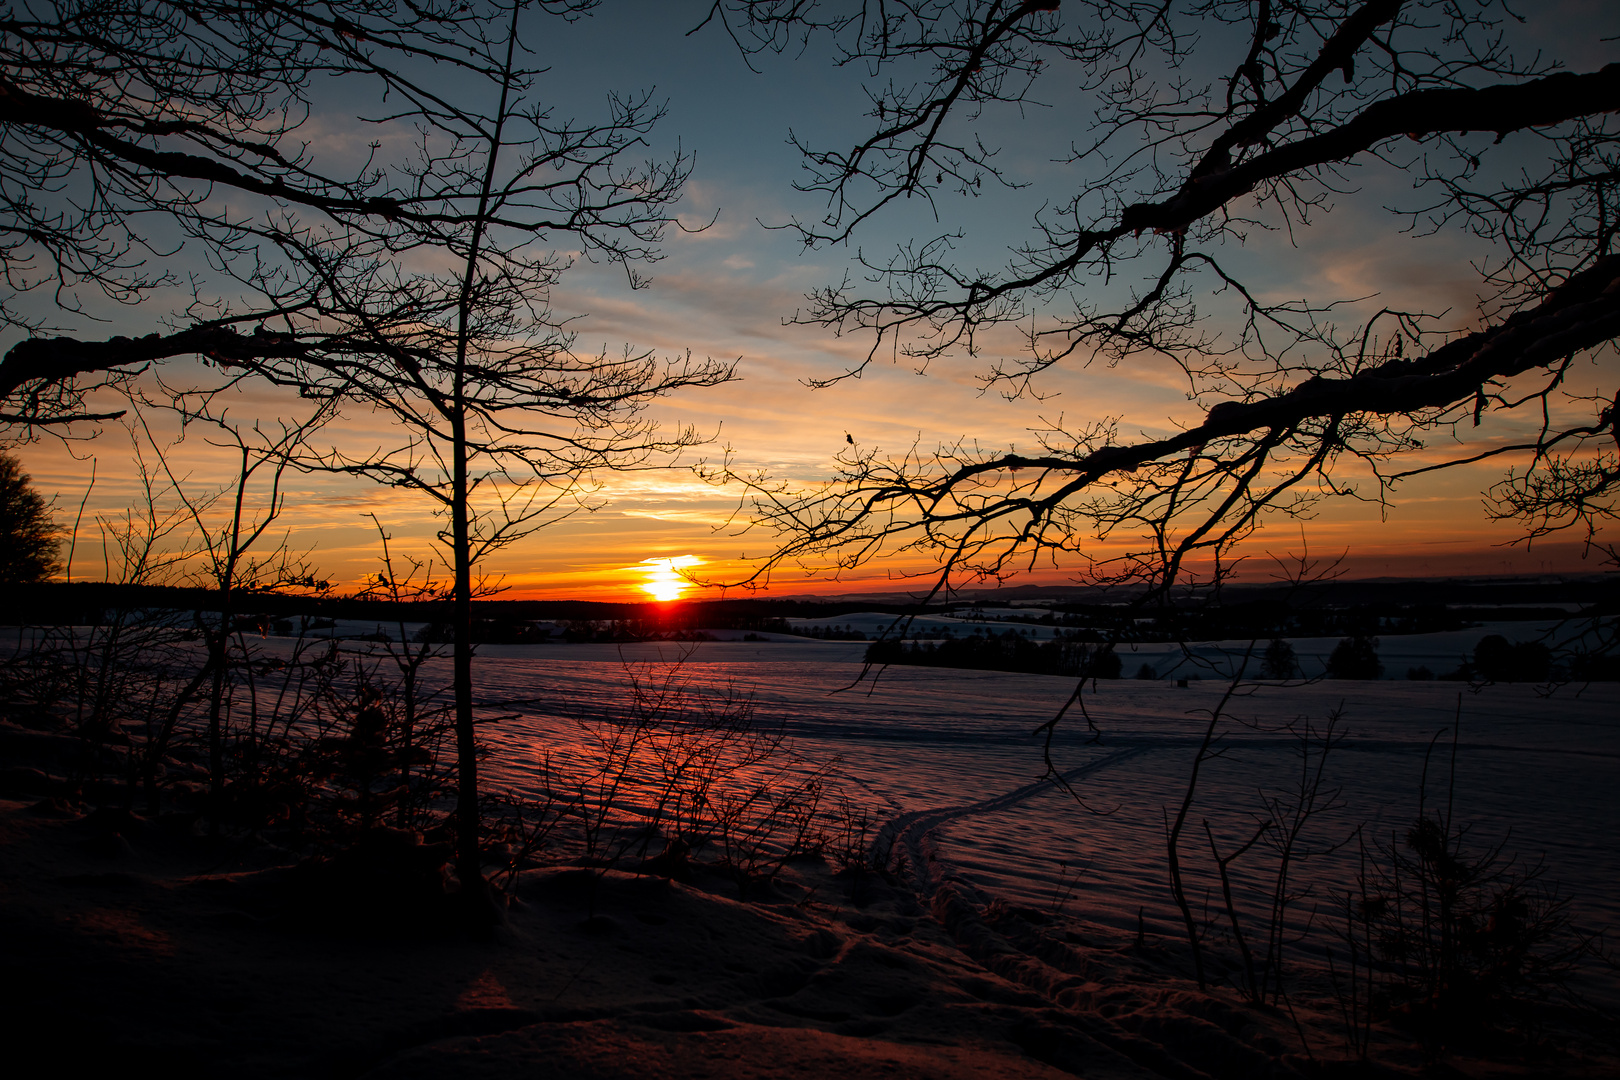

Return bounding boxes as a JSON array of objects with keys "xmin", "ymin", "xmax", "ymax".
[
  {"xmin": 356, "ymin": 516, "xmax": 455, "ymax": 828},
  {"xmin": 133, "ymin": 399, "xmax": 334, "ymax": 827},
  {"xmin": 5, "ymin": 0, "xmax": 735, "ymax": 910},
  {"xmin": 1164, "ymin": 640, "xmax": 1256, "ymax": 988},
  {"xmin": 162, "ymin": 2, "xmax": 737, "ymax": 910},
  {"xmin": 699, "ymin": 1, "xmax": 1620, "ymax": 596}
]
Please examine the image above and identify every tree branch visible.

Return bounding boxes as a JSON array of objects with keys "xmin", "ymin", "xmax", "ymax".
[
  {"xmin": 0, "ymin": 327, "xmax": 314, "ymax": 401},
  {"xmin": 1126, "ymin": 64, "xmax": 1620, "ymax": 236},
  {"xmin": 949, "ymin": 255, "xmax": 1620, "ymax": 487}
]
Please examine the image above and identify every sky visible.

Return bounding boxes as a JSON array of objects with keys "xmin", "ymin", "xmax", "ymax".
[{"xmin": 12, "ymin": 1, "xmax": 1620, "ymax": 602}]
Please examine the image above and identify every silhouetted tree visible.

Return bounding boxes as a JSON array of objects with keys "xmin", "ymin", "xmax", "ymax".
[
  {"xmin": 186, "ymin": 3, "xmax": 734, "ymax": 909},
  {"xmin": 0, "ymin": 451, "xmax": 58, "ymax": 582},
  {"xmin": 1328, "ymin": 635, "xmax": 1382, "ymax": 679},
  {"xmin": 1262, "ymin": 638, "xmax": 1299, "ymax": 680},
  {"xmin": 6, "ymin": 1, "xmax": 734, "ymax": 911},
  {"xmin": 1471, "ymin": 633, "xmax": 1553, "ymax": 683}
]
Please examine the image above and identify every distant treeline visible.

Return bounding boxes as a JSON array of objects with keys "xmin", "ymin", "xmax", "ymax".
[
  {"xmin": 5, "ymin": 580, "xmax": 1616, "ymax": 652},
  {"xmin": 864, "ymin": 629, "xmax": 1124, "ymax": 679},
  {"xmin": 1405, "ymin": 633, "xmax": 1620, "ymax": 683},
  {"xmin": 794, "ymin": 624, "xmax": 870, "ymax": 641},
  {"xmin": 1035, "ymin": 601, "xmax": 1596, "ymax": 641},
  {"xmin": 866, "ymin": 629, "xmax": 1620, "ymax": 683},
  {"xmin": 0, "ymin": 582, "xmax": 918, "ymax": 630}
]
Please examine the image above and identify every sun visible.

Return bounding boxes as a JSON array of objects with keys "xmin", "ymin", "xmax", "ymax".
[{"xmin": 638, "ymin": 556, "xmax": 700, "ymax": 602}]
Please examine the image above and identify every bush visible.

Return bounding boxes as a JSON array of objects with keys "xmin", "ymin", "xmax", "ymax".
[
  {"xmin": 552, "ymin": 658, "xmax": 844, "ymax": 900},
  {"xmin": 1343, "ymin": 810, "xmax": 1588, "ymax": 1052},
  {"xmin": 1330, "ymin": 720, "xmax": 1600, "ymax": 1058}
]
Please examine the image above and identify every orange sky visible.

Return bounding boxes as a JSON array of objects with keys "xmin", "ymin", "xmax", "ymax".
[
  {"xmin": 21, "ymin": 351, "xmax": 1610, "ymax": 604},
  {"xmin": 10, "ymin": 3, "xmax": 1618, "ymax": 603}
]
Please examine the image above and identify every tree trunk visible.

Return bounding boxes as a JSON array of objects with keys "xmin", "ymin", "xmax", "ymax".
[
  {"xmin": 450, "ymin": 411, "xmax": 483, "ymax": 911},
  {"xmin": 206, "ymin": 450, "xmax": 249, "ymax": 834},
  {"xmin": 206, "ymin": 615, "xmax": 228, "ymax": 833}
]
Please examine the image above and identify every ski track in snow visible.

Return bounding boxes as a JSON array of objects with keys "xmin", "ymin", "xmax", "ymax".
[{"xmin": 878, "ymin": 746, "xmax": 1152, "ymax": 894}]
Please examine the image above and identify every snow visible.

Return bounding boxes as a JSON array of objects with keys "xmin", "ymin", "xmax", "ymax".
[
  {"xmin": 464, "ymin": 639, "xmax": 1620, "ymax": 1005},
  {"xmin": 6, "ymin": 621, "xmax": 1616, "ymax": 1074}
]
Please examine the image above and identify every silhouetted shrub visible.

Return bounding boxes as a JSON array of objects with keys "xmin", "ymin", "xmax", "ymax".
[
  {"xmin": 1471, "ymin": 634, "xmax": 1553, "ymax": 683},
  {"xmin": 1328, "ymin": 635, "xmax": 1382, "ymax": 679},
  {"xmin": 1261, "ymin": 637, "xmax": 1298, "ymax": 679},
  {"xmin": 1346, "ymin": 802, "xmax": 1589, "ymax": 1050},
  {"xmin": 1567, "ymin": 650, "xmax": 1620, "ymax": 681}
]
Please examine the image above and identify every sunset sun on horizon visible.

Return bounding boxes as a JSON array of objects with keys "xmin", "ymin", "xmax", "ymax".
[{"xmin": 638, "ymin": 555, "xmax": 701, "ymax": 603}]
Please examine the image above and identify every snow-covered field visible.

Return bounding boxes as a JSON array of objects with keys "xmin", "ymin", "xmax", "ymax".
[
  {"xmin": 8, "ymin": 617, "xmax": 1614, "ymax": 1075},
  {"xmin": 20, "ymin": 613, "xmax": 1613, "ymax": 994},
  {"xmin": 465, "ymin": 635, "xmax": 1620, "ymax": 1001}
]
